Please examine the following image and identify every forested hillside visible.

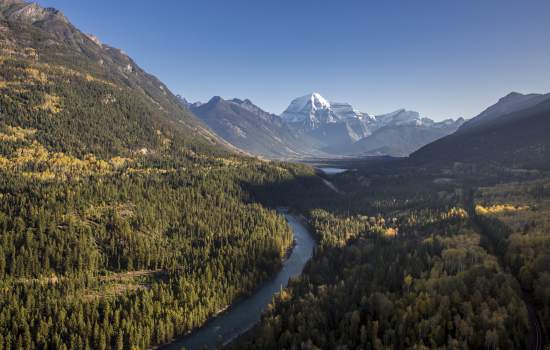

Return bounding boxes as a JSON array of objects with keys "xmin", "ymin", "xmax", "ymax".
[
  {"xmin": 0, "ymin": 0, "xmax": 223, "ymax": 148},
  {"xmin": 235, "ymin": 192, "xmax": 530, "ymax": 349},
  {"xmin": 233, "ymin": 159, "xmax": 549, "ymax": 349},
  {"xmin": 0, "ymin": 1, "xmax": 326, "ymax": 349},
  {"xmin": 475, "ymin": 179, "xmax": 550, "ymax": 338}
]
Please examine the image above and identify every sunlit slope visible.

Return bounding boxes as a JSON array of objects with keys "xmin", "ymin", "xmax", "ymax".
[{"xmin": 0, "ymin": 0, "xmax": 225, "ymax": 157}]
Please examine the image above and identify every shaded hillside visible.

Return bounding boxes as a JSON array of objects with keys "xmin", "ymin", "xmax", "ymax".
[
  {"xmin": 410, "ymin": 96, "xmax": 550, "ymax": 169},
  {"xmin": 460, "ymin": 92, "xmax": 550, "ymax": 131},
  {"xmin": 306, "ymin": 121, "xmax": 360, "ymax": 154}
]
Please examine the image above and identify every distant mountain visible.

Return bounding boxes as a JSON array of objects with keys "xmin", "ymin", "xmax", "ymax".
[
  {"xmin": 349, "ymin": 110, "xmax": 464, "ymax": 156},
  {"xmin": 188, "ymin": 91, "xmax": 464, "ymax": 159},
  {"xmin": 375, "ymin": 109, "xmax": 431, "ymax": 128},
  {"xmin": 177, "ymin": 95, "xmax": 203, "ymax": 109},
  {"xmin": 351, "ymin": 117, "xmax": 464, "ymax": 156},
  {"xmin": 281, "ymin": 93, "xmax": 374, "ymax": 133},
  {"xmin": 280, "ymin": 93, "xmax": 374, "ymax": 153},
  {"xmin": 410, "ymin": 92, "xmax": 550, "ymax": 169},
  {"xmin": 188, "ymin": 96, "xmax": 321, "ymax": 158},
  {"xmin": 278, "ymin": 93, "xmax": 463, "ymax": 157}
]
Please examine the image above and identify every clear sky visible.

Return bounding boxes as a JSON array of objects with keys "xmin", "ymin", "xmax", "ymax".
[{"xmin": 35, "ymin": 0, "xmax": 550, "ymax": 120}]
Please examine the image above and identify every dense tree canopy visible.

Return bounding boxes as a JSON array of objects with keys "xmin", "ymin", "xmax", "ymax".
[{"xmin": 0, "ymin": 38, "xmax": 324, "ymax": 349}]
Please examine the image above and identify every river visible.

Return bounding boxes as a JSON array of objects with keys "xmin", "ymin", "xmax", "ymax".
[
  {"xmin": 162, "ymin": 213, "xmax": 315, "ymax": 350},
  {"xmin": 318, "ymin": 167, "xmax": 348, "ymax": 175}
]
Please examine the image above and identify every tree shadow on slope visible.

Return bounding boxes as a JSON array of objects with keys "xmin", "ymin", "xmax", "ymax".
[{"xmin": 240, "ymin": 172, "xmax": 376, "ymax": 216}]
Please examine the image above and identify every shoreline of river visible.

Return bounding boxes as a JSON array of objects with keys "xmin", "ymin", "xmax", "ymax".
[{"xmin": 159, "ymin": 212, "xmax": 316, "ymax": 350}]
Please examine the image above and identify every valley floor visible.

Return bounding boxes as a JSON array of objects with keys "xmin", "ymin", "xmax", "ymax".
[{"xmin": 230, "ymin": 162, "xmax": 550, "ymax": 350}]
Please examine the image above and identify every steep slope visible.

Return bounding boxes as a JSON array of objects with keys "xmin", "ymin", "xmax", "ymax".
[
  {"xmin": 189, "ymin": 96, "xmax": 320, "ymax": 158},
  {"xmin": 0, "ymin": 0, "xmax": 222, "ymax": 156},
  {"xmin": 410, "ymin": 94, "xmax": 550, "ymax": 169}
]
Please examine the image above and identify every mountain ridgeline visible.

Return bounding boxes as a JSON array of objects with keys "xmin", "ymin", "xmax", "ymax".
[
  {"xmin": 0, "ymin": 0, "xmax": 225, "ymax": 157},
  {"xmin": 411, "ymin": 92, "xmax": 550, "ymax": 169},
  {"xmin": 188, "ymin": 92, "xmax": 465, "ymax": 159},
  {"xmin": 184, "ymin": 96, "xmax": 321, "ymax": 158}
]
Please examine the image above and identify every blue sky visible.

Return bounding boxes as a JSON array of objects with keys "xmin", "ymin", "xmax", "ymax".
[{"xmin": 36, "ymin": 0, "xmax": 550, "ymax": 119}]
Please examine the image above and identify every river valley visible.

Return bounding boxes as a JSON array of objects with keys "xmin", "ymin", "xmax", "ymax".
[{"xmin": 162, "ymin": 214, "xmax": 316, "ymax": 350}]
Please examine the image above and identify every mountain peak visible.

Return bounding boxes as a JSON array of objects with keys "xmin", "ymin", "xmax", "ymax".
[
  {"xmin": 289, "ymin": 92, "xmax": 331, "ymax": 112},
  {"xmin": 310, "ymin": 92, "xmax": 330, "ymax": 106},
  {"xmin": 499, "ymin": 91, "xmax": 523, "ymax": 101},
  {"xmin": 0, "ymin": 0, "xmax": 25, "ymax": 5},
  {"xmin": 5, "ymin": 2, "xmax": 68, "ymax": 24},
  {"xmin": 375, "ymin": 109, "xmax": 424, "ymax": 127},
  {"xmin": 208, "ymin": 96, "xmax": 224, "ymax": 104},
  {"xmin": 228, "ymin": 98, "xmax": 253, "ymax": 106},
  {"xmin": 281, "ymin": 92, "xmax": 364, "ymax": 127}
]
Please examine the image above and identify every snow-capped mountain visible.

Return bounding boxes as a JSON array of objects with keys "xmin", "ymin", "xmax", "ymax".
[
  {"xmin": 183, "ymin": 92, "xmax": 464, "ymax": 159},
  {"xmin": 375, "ymin": 109, "xmax": 425, "ymax": 127},
  {"xmin": 281, "ymin": 93, "xmax": 373, "ymax": 131},
  {"xmin": 281, "ymin": 93, "xmax": 330, "ymax": 126},
  {"xmin": 278, "ymin": 93, "xmax": 464, "ymax": 155},
  {"xmin": 280, "ymin": 93, "xmax": 454, "ymax": 133},
  {"xmin": 279, "ymin": 93, "xmax": 376, "ymax": 153},
  {"xmin": 372, "ymin": 109, "xmax": 464, "ymax": 129}
]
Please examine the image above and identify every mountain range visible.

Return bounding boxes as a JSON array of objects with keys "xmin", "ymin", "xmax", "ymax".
[
  {"xmin": 188, "ymin": 92, "xmax": 465, "ymax": 159},
  {"xmin": 2, "ymin": 0, "xmax": 546, "ymax": 168},
  {"xmin": 182, "ymin": 96, "xmax": 321, "ymax": 158}
]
